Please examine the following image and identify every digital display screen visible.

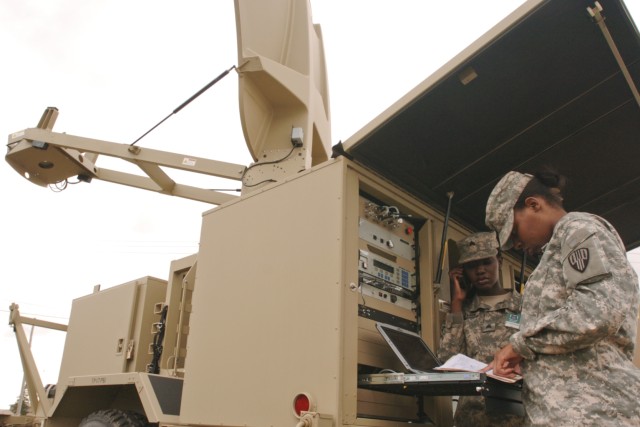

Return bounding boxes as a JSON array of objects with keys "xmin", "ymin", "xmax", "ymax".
[{"xmin": 373, "ymin": 259, "xmax": 394, "ymax": 274}]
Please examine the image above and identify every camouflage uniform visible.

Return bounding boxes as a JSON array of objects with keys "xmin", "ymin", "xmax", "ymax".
[
  {"xmin": 438, "ymin": 232, "xmax": 525, "ymax": 427},
  {"xmin": 486, "ymin": 171, "xmax": 640, "ymax": 426},
  {"xmin": 510, "ymin": 212, "xmax": 640, "ymax": 426},
  {"xmin": 439, "ymin": 291, "xmax": 524, "ymax": 427}
]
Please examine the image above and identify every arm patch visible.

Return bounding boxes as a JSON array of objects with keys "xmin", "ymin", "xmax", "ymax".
[{"xmin": 562, "ymin": 230, "xmax": 609, "ymax": 285}]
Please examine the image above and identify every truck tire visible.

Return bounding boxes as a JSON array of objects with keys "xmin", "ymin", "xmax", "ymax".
[{"xmin": 78, "ymin": 409, "xmax": 149, "ymax": 427}]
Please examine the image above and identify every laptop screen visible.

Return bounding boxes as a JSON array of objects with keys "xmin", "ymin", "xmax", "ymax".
[{"xmin": 377, "ymin": 323, "xmax": 442, "ymax": 373}]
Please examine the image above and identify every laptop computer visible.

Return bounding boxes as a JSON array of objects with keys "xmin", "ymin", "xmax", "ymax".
[
  {"xmin": 357, "ymin": 322, "xmax": 486, "ymax": 396},
  {"xmin": 376, "ymin": 322, "xmax": 444, "ymax": 373}
]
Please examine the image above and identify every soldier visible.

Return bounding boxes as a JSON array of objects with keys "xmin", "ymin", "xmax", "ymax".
[
  {"xmin": 438, "ymin": 231, "xmax": 524, "ymax": 427},
  {"xmin": 485, "ymin": 170, "xmax": 640, "ymax": 426}
]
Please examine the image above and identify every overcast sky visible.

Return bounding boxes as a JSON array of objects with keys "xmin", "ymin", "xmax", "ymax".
[{"xmin": 1, "ymin": 0, "xmax": 639, "ymax": 409}]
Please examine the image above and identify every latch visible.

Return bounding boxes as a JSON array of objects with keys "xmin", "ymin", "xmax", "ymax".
[{"xmin": 126, "ymin": 340, "xmax": 135, "ymax": 360}]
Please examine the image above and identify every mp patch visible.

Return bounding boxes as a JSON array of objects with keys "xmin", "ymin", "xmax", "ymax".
[{"xmin": 568, "ymin": 248, "xmax": 589, "ymax": 272}]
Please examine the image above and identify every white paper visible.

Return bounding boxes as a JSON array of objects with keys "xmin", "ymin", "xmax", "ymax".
[
  {"xmin": 435, "ymin": 353, "xmax": 523, "ymax": 383},
  {"xmin": 434, "ymin": 353, "xmax": 488, "ymax": 372}
]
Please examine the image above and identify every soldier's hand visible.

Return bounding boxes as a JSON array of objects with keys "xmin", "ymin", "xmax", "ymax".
[
  {"xmin": 492, "ymin": 344, "xmax": 523, "ymax": 378},
  {"xmin": 449, "ymin": 267, "xmax": 467, "ymax": 302}
]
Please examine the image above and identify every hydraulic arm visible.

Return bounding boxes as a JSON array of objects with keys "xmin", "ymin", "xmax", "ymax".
[{"xmin": 6, "ymin": 107, "xmax": 245, "ymax": 205}]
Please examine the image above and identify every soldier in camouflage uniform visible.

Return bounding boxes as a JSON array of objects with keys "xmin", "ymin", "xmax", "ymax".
[
  {"xmin": 438, "ymin": 232, "xmax": 524, "ymax": 427},
  {"xmin": 485, "ymin": 170, "xmax": 640, "ymax": 426}
]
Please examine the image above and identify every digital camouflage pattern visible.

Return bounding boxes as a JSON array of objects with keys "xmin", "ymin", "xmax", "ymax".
[
  {"xmin": 438, "ymin": 290, "xmax": 524, "ymax": 426},
  {"xmin": 510, "ymin": 212, "xmax": 640, "ymax": 426},
  {"xmin": 485, "ymin": 171, "xmax": 532, "ymax": 250},
  {"xmin": 456, "ymin": 232, "xmax": 499, "ymax": 265}
]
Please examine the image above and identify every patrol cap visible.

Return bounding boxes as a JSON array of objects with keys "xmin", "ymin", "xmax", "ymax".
[
  {"xmin": 485, "ymin": 171, "xmax": 533, "ymax": 250},
  {"xmin": 457, "ymin": 232, "xmax": 499, "ymax": 265}
]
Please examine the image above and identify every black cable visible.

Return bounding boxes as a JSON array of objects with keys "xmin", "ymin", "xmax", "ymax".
[
  {"xmin": 240, "ymin": 145, "xmax": 297, "ymax": 186},
  {"xmin": 49, "ymin": 181, "xmax": 67, "ymax": 192},
  {"xmin": 242, "ymin": 179, "xmax": 277, "ymax": 188},
  {"xmin": 518, "ymin": 251, "xmax": 528, "ymax": 293},
  {"xmin": 147, "ymin": 304, "xmax": 168, "ymax": 374},
  {"xmin": 48, "ymin": 177, "xmax": 84, "ymax": 193},
  {"xmin": 130, "ymin": 65, "xmax": 236, "ymax": 147}
]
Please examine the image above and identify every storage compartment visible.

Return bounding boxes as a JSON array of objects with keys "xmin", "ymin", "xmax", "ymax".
[{"xmin": 57, "ymin": 276, "xmax": 167, "ymax": 382}]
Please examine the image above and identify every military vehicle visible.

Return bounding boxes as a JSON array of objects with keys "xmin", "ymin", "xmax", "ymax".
[{"xmin": 4, "ymin": 0, "xmax": 640, "ymax": 426}]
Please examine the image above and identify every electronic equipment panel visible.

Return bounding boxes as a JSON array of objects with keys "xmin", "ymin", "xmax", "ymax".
[{"xmin": 358, "ymin": 195, "xmax": 418, "ymax": 310}]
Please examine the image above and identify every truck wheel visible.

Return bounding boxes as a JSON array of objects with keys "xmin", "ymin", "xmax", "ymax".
[{"xmin": 79, "ymin": 409, "xmax": 149, "ymax": 427}]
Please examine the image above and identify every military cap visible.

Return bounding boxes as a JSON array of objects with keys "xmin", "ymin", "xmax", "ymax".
[
  {"xmin": 485, "ymin": 171, "xmax": 533, "ymax": 250},
  {"xmin": 456, "ymin": 232, "xmax": 499, "ymax": 265}
]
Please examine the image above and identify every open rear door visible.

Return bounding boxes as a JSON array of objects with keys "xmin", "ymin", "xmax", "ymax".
[{"xmin": 342, "ymin": 0, "xmax": 640, "ymax": 252}]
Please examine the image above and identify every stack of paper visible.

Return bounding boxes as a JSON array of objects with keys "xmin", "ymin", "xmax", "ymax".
[{"xmin": 434, "ymin": 353, "xmax": 523, "ymax": 383}]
